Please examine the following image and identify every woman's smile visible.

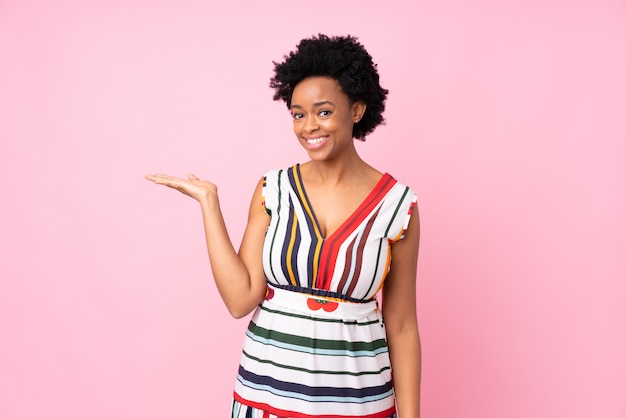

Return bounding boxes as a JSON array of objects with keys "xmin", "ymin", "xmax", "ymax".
[{"xmin": 305, "ymin": 135, "xmax": 330, "ymax": 148}]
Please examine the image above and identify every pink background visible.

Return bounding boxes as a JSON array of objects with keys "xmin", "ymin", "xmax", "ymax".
[{"xmin": 1, "ymin": 0, "xmax": 625, "ymax": 417}]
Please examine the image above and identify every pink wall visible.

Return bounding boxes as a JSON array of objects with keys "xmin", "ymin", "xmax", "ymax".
[{"xmin": 1, "ymin": 1, "xmax": 624, "ymax": 417}]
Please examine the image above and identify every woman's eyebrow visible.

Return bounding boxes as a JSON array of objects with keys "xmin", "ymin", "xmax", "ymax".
[{"xmin": 291, "ymin": 101, "xmax": 334, "ymax": 109}]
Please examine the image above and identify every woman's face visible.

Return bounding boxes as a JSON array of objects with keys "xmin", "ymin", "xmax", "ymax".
[{"xmin": 290, "ymin": 76, "xmax": 366, "ymax": 162}]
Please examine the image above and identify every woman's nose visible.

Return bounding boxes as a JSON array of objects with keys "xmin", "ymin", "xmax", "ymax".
[{"xmin": 303, "ymin": 115, "xmax": 319, "ymax": 132}]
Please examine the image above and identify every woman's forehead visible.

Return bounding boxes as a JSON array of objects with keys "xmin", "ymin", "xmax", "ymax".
[{"xmin": 291, "ymin": 77, "xmax": 348, "ymax": 105}]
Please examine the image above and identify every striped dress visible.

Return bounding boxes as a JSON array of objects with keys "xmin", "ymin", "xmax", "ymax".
[{"xmin": 232, "ymin": 164, "xmax": 417, "ymax": 418}]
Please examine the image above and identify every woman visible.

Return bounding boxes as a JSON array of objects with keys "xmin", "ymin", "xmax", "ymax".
[{"xmin": 146, "ymin": 34, "xmax": 421, "ymax": 418}]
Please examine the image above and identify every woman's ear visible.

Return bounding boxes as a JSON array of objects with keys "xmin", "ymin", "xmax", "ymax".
[{"xmin": 352, "ymin": 101, "xmax": 367, "ymax": 123}]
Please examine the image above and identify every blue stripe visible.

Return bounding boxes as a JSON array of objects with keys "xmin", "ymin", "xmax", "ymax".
[
  {"xmin": 237, "ymin": 367, "xmax": 394, "ymax": 403},
  {"xmin": 292, "ymin": 216, "xmax": 302, "ymax": 285}
]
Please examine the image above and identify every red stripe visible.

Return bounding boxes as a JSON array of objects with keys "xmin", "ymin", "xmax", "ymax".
[
  {"xmin": 234, "ymin": 392, "xmax": 396, "ymax": 418},
  {"xmin": 335, "ymin": 235, "xmax": 357, "ymax": 293},
  {"xmin": 318, "ymin": 174, "xmax": 396, "ymax": 290},
  {"xmin": 346, "ymin": 204, "xmax": 381, "ymax": 296}
]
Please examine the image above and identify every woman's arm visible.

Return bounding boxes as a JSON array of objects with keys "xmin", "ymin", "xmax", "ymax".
[
  {"xmin": 146, "ymin": 174, "xmax": 269, "ymax": 318},
  {"xmin": 382, "ymin": 206, "xmax": 421, "ymax": 417}
]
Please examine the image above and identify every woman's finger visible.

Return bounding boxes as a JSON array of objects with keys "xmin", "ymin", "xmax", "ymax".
[
  {"xmin": 146, "ymin": 174, "xmax": 182, "ymax": 181},
  {"xmin": 146, "ymin": 175, "xmax": 185, "ymax": 188}
]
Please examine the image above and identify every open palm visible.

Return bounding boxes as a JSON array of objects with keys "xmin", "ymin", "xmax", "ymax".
[{"xmin": 145, "ymin": 173, "xmax": 217, "ymax": 202}]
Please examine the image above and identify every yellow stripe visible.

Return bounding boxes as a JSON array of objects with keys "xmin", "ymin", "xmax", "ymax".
[
  {"xmin": 389, "ymin": 227, "xmax": 405, "ymax": 243},
  {"xmin": 285, "ymin": 212, "xmax": 299, "ymax": 286},
  {"xmin": 292, "ymin": 167, "xmax": 324, "ymax": 287},
  {"xmin": 311, "ymin": 240, "xmax": 323, "ymax": 287},
  {"xmin": 308, "ymin": 295, "xmax": 358, "ymax": 303}
]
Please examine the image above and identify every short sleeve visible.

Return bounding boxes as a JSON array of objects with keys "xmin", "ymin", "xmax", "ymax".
[
  {"xmin": 387, "ymin": 184, "xmax": 418, "ymax": 243},
  {"xmin": 261, "ymin": 169, "xmax": 281, "ymax": 216}
]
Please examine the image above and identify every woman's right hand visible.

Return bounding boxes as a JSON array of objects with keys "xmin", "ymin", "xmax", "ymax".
[
  {"xmin": 145, "ymin": 173, "xmax": 217, "ymax": 203},
  {"xmin": 146, "ymin": 172, "xmax": 269, "ymax": 317}
]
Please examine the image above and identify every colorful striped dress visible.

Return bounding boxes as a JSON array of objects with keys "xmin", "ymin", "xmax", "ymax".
[{"xmin": 232, "ymin": 164, "xmax": 417, "ymax": 418}]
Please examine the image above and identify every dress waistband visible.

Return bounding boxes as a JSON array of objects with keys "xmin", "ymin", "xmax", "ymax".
[{"xmin": 263, "ymin": 283, "xmax": 379, "ymax": 321}]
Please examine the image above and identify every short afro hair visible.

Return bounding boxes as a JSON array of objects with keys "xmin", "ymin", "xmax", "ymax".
[{"xmin": 270, "ymin": 34, "xmax": 389, "ymax": 141}]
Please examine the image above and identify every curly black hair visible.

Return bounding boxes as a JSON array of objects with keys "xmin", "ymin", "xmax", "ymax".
[{"xmin": 270, "ymin": 34, "xmax": 389, "ymax": 141}]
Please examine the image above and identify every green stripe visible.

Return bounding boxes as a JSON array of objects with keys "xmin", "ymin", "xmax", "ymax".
[
  {"xmin": 386, "ymin": 186, "xmax": 411, "ymax": 237},
  {"xmin": 241, "ymin": 349, "xmax": 391, "ymax": 376},
  {"xmin": 248, "ymin": 322, "xmax": 388, "ymax": 352}
]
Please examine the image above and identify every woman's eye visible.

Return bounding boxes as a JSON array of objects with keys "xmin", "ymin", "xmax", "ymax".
[
  {"xmin": 292, "ymin": 113, "xmax": 304, "ymax": 120},
  {"xmin": 319, "ymin": 110, "xmax": 331, "ymax": 117}
]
